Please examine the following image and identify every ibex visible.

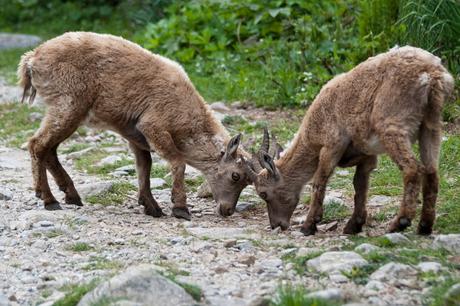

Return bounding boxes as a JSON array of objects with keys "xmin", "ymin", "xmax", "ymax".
[
  {"xmin": 18, "ymin": 32, "xmax": 251, "ymax": 220},
  {"xmin": 244, "ymin": 46, "xmax": 454, "ymax": 235}
]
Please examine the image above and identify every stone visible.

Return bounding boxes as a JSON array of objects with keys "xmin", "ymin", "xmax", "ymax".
[
  {"xmin": 197, "ymin": 181, "xmax": 212, "ymax": 198},
  {"xmin": 297, "ymin": 247, "xmax": 322, "ymax": 257},
  {"xmin": 184, "ymin": 166, "xmax": 201, "ymax": 179},
  {"xmin": 0, "ymin": 294, "xmax": 8, "ymax": 306},
  {"xmin": 329, "ymin": 273, "xmax": 349, "ymax": 283},
  {"xmin": 444, "ymin": 283, "xmax": 460, "ymax": 306},
  {"xmin": 368, "ymin": 195, "xmax": 394, "ymax": 206},
  {"xmin": 384, "ymin": 233, "xmax": 411, "ymax": 244},
  {"xmin": 324, "ymin": 195, "xmax": 345, "ymax": 206},
  {"xmin": 97, "ymin": 155, "xmax": 123, "ymax": 166},
  {"xmin": 317, "ymin": 221, "xmax": 338, "ymax": 232},
  {"xmin": 255, "ymin": 258, "xmax": 283, "ymax": 273},
  {"xmin": 417, "ymin": 261, "xmax": 442, "ymax": 273},
  {"xmin": 354, "ymin": 243, "xmax": 380, "ymax": 254},
  {"xmin": 28, "ymin": 112, "xmax": 43, "ymax": 122},
  {"xmin": 151, "ymin": 178, "xmax": 167, "ymax": 189},
  {"xmin": 239, "ymin": 255, "xmax": 256, "ymax": 266},
  {"xmin": 77, "ymin": 265, "xmax": 196, "ymax": 306},
  {"xmin": 369, "ymin": 262, "xmax": 418, "ymax": 287},
  {"xmin": 210, "ymin": 102, "xmax": 230, "ymax": 113},
  {"xmin": 433, "ymin": 234, "xmax": 460, "ymax": 255},
  {"xmin": 0, "ymin": 188, "xmax": 12, "ymax": 201},
  {"xmin": 235, "ymin": 202, "xmax": 256, "ymax": 212},
  {"xmin": 0, "ymin": 33, "xmax": 42, "ymax": 50},
  {"xmin": 114, "ymin": 165, "xmax": 136, "ymax": 174},
  {"xmin": 79, "ymin": 182, "xmax": 113, "ymax": 199},
  {"xmin": 65, "ymin": 147, "xmax": 95, "ymax": 159},
  {"xmin": 235, "ymin": 240, "xmax": 253, "ymax": 252},
  {"xmin": 223, "ymin": 239, "xmax": 237, "ymax": 248},
  {"xmin": 336, "ymin": 169, "xmax": 349, "ymax": 176},
  {"xmin": 307, "ymin": 251, "xmax": 368, "ymax": 274},
  {"xmin": 186, "ymin": 227, "xmax": 260, "ymax": 240},
  {"xmin": 306, "ymin": 288, "xmax": 343, "ymax": 301},
  {"xmin": 10, "ymin": 210, "xmax": 71, "ymax": 230}
]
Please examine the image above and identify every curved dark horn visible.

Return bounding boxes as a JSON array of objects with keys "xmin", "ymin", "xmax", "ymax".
[
  {"xmin": 241, "ymin": 156, "xmax": 258, "ymax": 183},
  {"xmin": 268, "ymin": 132, "xmax": 278, "ymax": 159},
  {"xmin": 260, "ymin": 127, "xmax": 270, "ymax": 153},
  {"xmin": 258, "ymin": 150, "xmax": 278, "ymax": 178}
]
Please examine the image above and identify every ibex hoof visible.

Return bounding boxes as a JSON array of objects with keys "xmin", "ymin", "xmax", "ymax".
[
  {"xmin": 300, "ymin": 223, "xmax": 317, "ymax": 236},
  {"xmin": 389, "ymin": 217, "xmax": 411, "ymax": 232},
  {"xmin": 417, "ymin": 221, "xmax": 433, "ymax": 236},
  {"xmin": 172, "ymin": 207, "xmax": 191, "ymax": 221},
  {"xmin": 45, "ymin": 202, "xmax": 63, "ymax": 210},
  {"xmin": 65, "ymin": 195, "xmax": 83, "ymax": 206},
  {"xmin": 144, "ymin": 206, "xmax": 165, "ymax": 218},
  {"xmin": 343, "ymin": 220, "xmax": 364, "ymax": 235}
]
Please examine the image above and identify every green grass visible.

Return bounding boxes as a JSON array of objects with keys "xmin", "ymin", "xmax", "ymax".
[
  {"xmin": 157, "ymin": 266, "xmax": 202, "ymax": 302},
  {"xmin": 322, "ymin": 201, "xmax": 349, "ymax": 223},
  {"xmin": 270, "ymin": 285, "xmax": 340, "ymax": 306},
  {"xmin": 282, "ymin": 251, "xmax": 325, "ymax": 275},
  {"xmin": 54, "ymin": 280, "xmax": 99, "ymax": 306},
  {"xmin": 424, "ymin": 277, "xmax": 460, "ymax": 306},
  {"xmin": 83, "ymin": 257, "xmax": 122, "ymax": 271},
  {"xmin": 73, "ymin": 149, "xmax": 133, "ymax": 176},
  {"xmin": 0, "ymin": 103, "xmax": 42, "ymax": 147},
  {"xmin": 60, "ymin": 143, "xmax": 91, "ymax": 154},
  {"xmin": 86, "ymin": 181, "xmax": 136, "ymax": 206},
  {"xmin": 66, "ymin": 242, "xmax": 94, "ymax": 252},
  {"xmin": 0, "ymin": 48, "xmax": 29, "ymax": 85}
]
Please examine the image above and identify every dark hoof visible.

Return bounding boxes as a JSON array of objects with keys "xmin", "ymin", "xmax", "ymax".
[
  {"xmin": 172, "ymin": 207, "xmax": 192, "ymax": 221},
  {"xmin": 300, "ymin": 223, "xmax": 317, "ymax": 236},
  {"xmin": 144, "ymin": 205, "xmax": 165, "ymax": 218},
  {"xmin": 65, "ymin": 195, "xmax": 83, "ymax": 206},
  {"xmin": 343, "ymin": 220, "xmax": 364, "ymax": 235},
  {"xmin": 35, "ymin": 191, "xmax": 42, "ymax": 199},
  {"xmin": 45, "ymin": 202, "xmax": 63, "ymax": 210},
  {"xmin": 389, "ymin": 217, "xmax": 411, "ymax": 232},
  {"xmin": 417, "ymin": 221, "xmax": 433, "ymax": 235}
]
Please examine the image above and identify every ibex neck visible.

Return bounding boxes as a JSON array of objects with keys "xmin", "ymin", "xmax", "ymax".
[{"xmin": 276, "ymin": 133, "xmax": 319, "ymax": 191}]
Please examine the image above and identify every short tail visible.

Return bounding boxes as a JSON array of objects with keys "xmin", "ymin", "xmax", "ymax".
[
  {"xmin": 17, "ymin": 51, "xmax": 37, "ymax": 104},
  {"xmin": 425, "ymin": 69, "xmax": 455, "ymax": 129}
]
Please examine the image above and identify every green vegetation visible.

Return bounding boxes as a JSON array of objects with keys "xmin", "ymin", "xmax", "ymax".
[
  {"xmin": 157, "ymin": 265, "xmax": 202, "ymax": 302},
  {"xmin": 73, "ymin": 149, "xmax": 132, "ymax": 176},
  {"xmin": 282, "ymin": 250, "xmax": 324, "ymax": 275},
  {"xmin": 0, "ymin": 48, "xmax": 28, "ymax": 84},
  {"xmin": 54, "ymin": 280, "xmax": 99, "ymax": 306},
  {"xmin": 0, "ymin": 103, "xmax": 42, "ymax": 147},
  {"xmin": 322, "ymin": 200, "xmax": 349, "ymax": 223},
  {"xmin": 425, "ymin": 277, "xmax": 460, "ymax": 306},
  {"xmin": 86, "ymin": 181, "xmax": 136, "ymax": 205},
  {"xmin": 66, "ymin": 242, "xmax": 94, "ymax": 252},
  {"xmin": 270, "ymin": 285, "xmax": 339, "ymax": 306},
  {"xmin": 83, "ymin": 256, "xmax": 123, "ymax": 271}
]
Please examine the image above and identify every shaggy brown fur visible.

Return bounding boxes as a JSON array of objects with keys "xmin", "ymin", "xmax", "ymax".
[
  {"xmin": 18, "ymin": 32, "xmax": 251, "ymax": 219},
  {"xmin": 245, "ymin": 46, "xmax": 454, "ymax": 235}
]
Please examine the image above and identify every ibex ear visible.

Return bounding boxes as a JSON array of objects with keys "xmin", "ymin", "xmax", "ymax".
[
  {"xmin": 224, "ymin": 134, "xmax": 241, "ymax": 161},
  {"xmin": 258, "ymin": 150, "xmax": 278, "ymax": 179}
]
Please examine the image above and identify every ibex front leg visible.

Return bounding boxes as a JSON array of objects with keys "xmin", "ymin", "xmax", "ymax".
[{"xmin": 301, "ymin": 145, "xmax": 347, "ymax": 236}]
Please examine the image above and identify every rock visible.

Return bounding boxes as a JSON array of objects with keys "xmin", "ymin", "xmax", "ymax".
[
  {"xmin": 97, "ymin": 155, "xmax": 123, "ymax": 166},
  {"xmin": 223, "ymin": 239, "xmax": 237, "ymax": 248},
  {"xmin": 365, "ymin": 280, "xmax": 386, "ymax": 292},
  {"xmin": 433, "ymin": 234, "xmax": 460, "ymax": 255},
  {"xmin": 324, "ymin": 195, "xmax": 345, "ymax": 206},
  {"xmin": 235, "ymin": 202, "xmax": 256, "ymax": 212},
  {"xmin": 317, "ymin": 221, "xmax": 338, "ymax": 232},
  {"xmin": 186, "ymin": 227, "xmax": 260, "ymax": 240},
  {"xmin": 77, "ymin": 265, "xmax": 196, "ymax": 306},
  {"xmin": 197, "ymin": 181, "xmax": 212, "ymax": 198},
  {"xmin": 184, "ymin": 166, "xmax": 201, "ymax": 179},
  {"xmin": 10, "ymin": 210, "xmax": 71, "ymax": 230},
  {"xmin": 417, "ymin": 261, "xmax": 442, "ymax": 273},
  {"xmin": 151, "ymin": 178, "xmax": 167, "ymax": 189},
  {"xmin": 368, "ymin": 195, "xmax": 393, "ymax": 206},
  {"xmin": 370, "ymin": 262, "xmax": 418, "ymax": 287},
  {"xmin": 235, "ymin": 240, "xmax": 253, "ymax": 252},
  {"xmin": 354, "ymin": 243, "xmax": 380, "ymax": 254},
  {"xmin": 329, "ymin": 273, "xmax": 349, "ymax": 283},
  {"xmin": 28, "ymin": 112, "xmax": 43, "ymax": 122},
  {"xmin": 65, "ymin": 147, "xmax": 95, "ymax": 159},
  {"xmin": 114, "ymin": 165, "xmax": 136, "ymax": 174},
  {"xmin": 210, "ymin": 102, "xmax": 230, "ymax": 113},
  {"xmin": 384, "ymin": 233, "xmax": 411, "ymax": 245},
  {"xmin": 307, "ymin": 251, "xmax": 368, "ymax": 274},
  {"xmin": 0, "ymin": 294, "xmax": 8, "ymax": 306},
  {"xmin": 79, "ymin": 182, "xmax": 113, "ymax": 199},
  {"xmin": 336, "ymin": 169, "xmax": 349, "ymax": 176},
  {"xmin": 255, "ymin": 258, "xmax": 283, "ymax": 273},
  {"xmin": 0, "ymin": 188, "xmax": 12, "ymax": 201},
  {"xmin": 239, "ymin": 255, "xmax": 256, "ymax": 266},
  {"xmin": 444, "ymin": 283, "xmax": 460, "ymax": 306},
  {"xmin": 297, "ymin": 247, "xmax": 322, "ymax": 257},
  {"xmin": 0, "ymin": 33, "xmax": 42, "ymax": 50},
  {"xmin": 306, "ymin": 288, "xmax": 343, "ymax": 302}
]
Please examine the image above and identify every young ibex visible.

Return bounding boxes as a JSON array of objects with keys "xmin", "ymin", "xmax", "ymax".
[
  {"xmin": 18, "ymin": 32, "xmax": 251, "ymax": 220},
  {"xmin": 244, "ymin": 46, "xmax": 454, "ymax": 235}
]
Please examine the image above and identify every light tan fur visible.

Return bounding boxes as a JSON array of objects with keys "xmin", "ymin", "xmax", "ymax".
[
  {"xmin": 18, "ymin": 32, "xmax": 250, "ymax": 219},
  {"xmin": 246, "ymin": 46, "xmax": 454, "ymax": 235}
]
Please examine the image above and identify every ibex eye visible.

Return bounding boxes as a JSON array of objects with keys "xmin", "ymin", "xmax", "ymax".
[
  {"xmin": 260, "ymin": 192, "xmax": 267, "ymax": 200},
  {"xmin": 231, "ymin": 172, "xmax": 240, "ymax": 181}
]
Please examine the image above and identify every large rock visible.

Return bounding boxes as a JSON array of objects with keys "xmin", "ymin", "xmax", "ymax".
[
  {"xmin": 0, "ymin": 188, "xmax": 13, "ymax": 201},
  {"xmin": 307, "ymin": 251, "xmax": 368, "ymax": 274},
  {"xmin": 79, "ymin": 182, "xmax": 113, "ymax": 199},
  {"xmin": 369, "ymin": 262, "xmax": 418, "ymax": 287},
  {"xmin": 9, "ymin": 210, "xmax": 72, "ymax": 230},
  {"xmin": 97, "ymin": 155, "xmax": 123, "ymax": 166},
  {"xmin": 433, "ymin": 234, "xmax": 460, "ymax": 255},
  {"xmin": 77, "ymin": 265, "xmax": 198, "ymax": 306},
  {"xmin": 384, "ymin": 233, "xmax": 410, "ymax": 245},
  {"xmin": 354, "ymin": 243, "xmax": 380, "ymax": 254},
  {"xmin": 444, "ymin": 283, "xmax": 460, "ymax": 306},
  {"xmin": 0, "ymin": 33, "xmax": 41, "ymax": 50},
  {"xmin": 306, "ymin": 288, "xmax": 344, "ymax": 302}
]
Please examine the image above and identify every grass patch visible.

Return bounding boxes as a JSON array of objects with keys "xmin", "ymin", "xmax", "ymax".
[
  {"xmin": 60, "ymin": 143, "xmax": 91, "ymax": 154},
  {"xmin": 45, "ymin": 229, "xmax": 65, "ymax": 239},
  {"xmin": 0, "ymin": 103, "xmax": 42, "ymax": 147},
  {"xmin": 54, "ymin": 280, "xmax": 99, "ymax": 306},
  {"xmin": 322, "ymin": 201, "xmax": 349, "ymax": 223},
  {"xmin": 0, "ymin": 48, "xmax": 29, "ymax": 84},
  {"xmin": 423, "ymin": 277, "xmax": 460, "ymax": 306},
  {"xmin": 282, "ymin": 251, "xmax": 324, "ymax": 275},
  {"xmin": 156, "ymin": 264, "xmax": 202, "ymax": 302},
  {"xmin": 185, "ymin": 176, "xmax": 204, "ymax": 192},
  {"xmin": 342, "ymin": 265, "xmax": 377, "ymax": 285},
  {"xmin": 83, "ymin": 257, "xmax": 122, "ymax": 271},
  {"xmin": 270, "ymin": 285, "xmax": 340, "ymax": 306},
  {"xmin": 74, "ymin": 149, "xmax": 132, "ymax": 176},
  {"xmin": 86, "ymin": 181, "xmax": 136, "ymax": 206},
  {"xmin": 66, "ymin": 242, "xmax": 94, "ymax": 252}
]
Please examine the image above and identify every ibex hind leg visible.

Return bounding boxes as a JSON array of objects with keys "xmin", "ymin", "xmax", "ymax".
[
  {"xmin": 417, "ymin": 123, "xmax": 441, "ymax": 235},
  {"xmin": 29, "ymin": 101, "xmax": 86, "ymax": 210}
]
